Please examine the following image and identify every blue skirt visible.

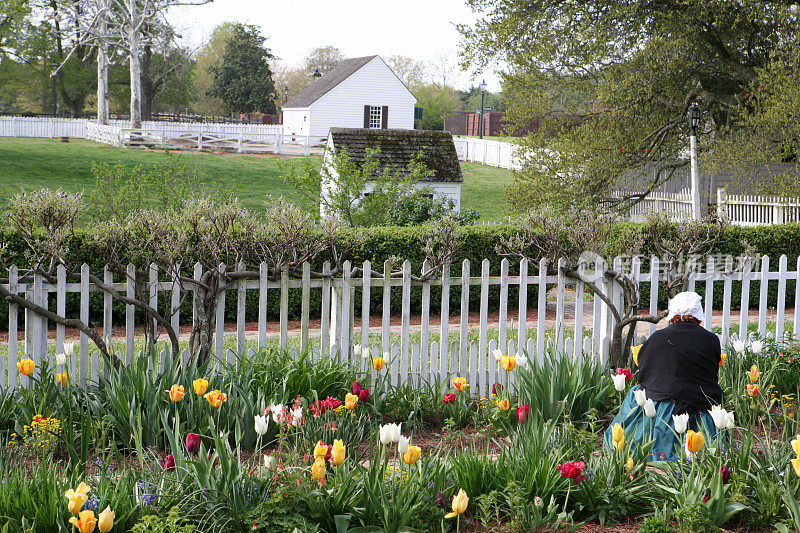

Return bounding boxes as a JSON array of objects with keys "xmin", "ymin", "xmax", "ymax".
[{"xmin": 603, "ymin": 385, "xmax": 723, "ymax": 461}]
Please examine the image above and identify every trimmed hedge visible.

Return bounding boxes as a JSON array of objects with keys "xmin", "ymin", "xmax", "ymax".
[{"xmin": 1, "ymin": 223, "xmax": 798, "ymax": 331}]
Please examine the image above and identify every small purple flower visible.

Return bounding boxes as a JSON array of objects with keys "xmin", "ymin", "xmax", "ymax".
[{"xmin": 84, "ymin": 495, "xmax": 100, "ymax": 511}]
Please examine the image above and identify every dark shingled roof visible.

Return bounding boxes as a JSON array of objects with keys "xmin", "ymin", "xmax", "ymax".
[
  {"xmin": 328, "ymin": 128, "xmax": 463, "ymax": 183},
  {"xmin": 283, "ymin": 56, "xmax": 378, "ymax": 108}
]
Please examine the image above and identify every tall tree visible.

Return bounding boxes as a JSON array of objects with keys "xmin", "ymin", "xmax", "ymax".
[
  {"xmin": 413, "ymin": 83, "xmax": 462, "ymax": 130},
  {"xmin": 302, "ymin": 45, "xmax": 343, "ymax": 75},
  {"xmin": 386, "ymin": 55, "xmax": 427, "ymax": 87},
  {"xmin": 207, "ymin": 23, "xmax": 276, "ymax": 115},
  {"xmin": 193, "ymin": 21, "xmax": 235, "ymax": 116},
  {"xmin": 459, "ymin": 0, "xmax": 800, "ymax": 213}
]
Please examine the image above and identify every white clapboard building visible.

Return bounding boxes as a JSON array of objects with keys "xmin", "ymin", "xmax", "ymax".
[
  {"xmin": 282, "ymin": 56, "xmax": 416, "ymax": 140},
  {"xmin": 320, "ymin": 128, "xmax": 463, "ymax": 218}
]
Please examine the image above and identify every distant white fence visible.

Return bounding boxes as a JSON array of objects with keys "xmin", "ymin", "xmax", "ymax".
[
  {"xmin": 1, "ymin": 116, "xmax": 324, "ymax": 155},
  {"xmin": 718, "ymin": 189, "xmax": 800, "ymax": 226},
  {"xmin": 615, "ymin": 190, "xmax": 695, "ymax": 222},
  {"xmin": 2, "ymin": 254, "xmax": 798, "ymax": 394},
  {"xmin": 453, "ymin": 138, "xmax": 522, "ymax": 170}
]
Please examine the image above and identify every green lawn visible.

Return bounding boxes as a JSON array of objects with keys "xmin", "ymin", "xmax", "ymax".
[{"xmin": 0, "ymin": 137, "xmax": 514, "ymax": 221}]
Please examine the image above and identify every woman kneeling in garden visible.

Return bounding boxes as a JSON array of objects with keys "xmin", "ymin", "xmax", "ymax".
[{"xmin": 605, "ymin": 291, "xmax": 724, "ymax": 461}]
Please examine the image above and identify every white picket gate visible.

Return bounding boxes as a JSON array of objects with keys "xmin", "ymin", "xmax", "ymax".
[{"xmin": 2, "ymin": 254, "xmax": 799, "ymax": 396}]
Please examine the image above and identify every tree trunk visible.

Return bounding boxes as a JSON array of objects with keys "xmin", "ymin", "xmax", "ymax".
[
  {"xmin": 127, "ymin": 0, "xmax": 142, "ymax": 130},
  {"xmin": 190, "ymin": 275, "xmax": 218, "ymax": 367},
  {"xmin": 141, "ymin": 42, "xmax": 153, "ymax": 121},
  {"xmin": 97, "ymin": 36, "xmax": 109, "ymax": 124}
]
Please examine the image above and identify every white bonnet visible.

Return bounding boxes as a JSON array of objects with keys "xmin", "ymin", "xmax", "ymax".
[{"xmin": 667, "ymin": 291, "xmax": 705, "ymax": 322}]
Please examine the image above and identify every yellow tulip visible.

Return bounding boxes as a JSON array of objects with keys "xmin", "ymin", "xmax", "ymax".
[
  {"xmin": 372, "ymin": 356, "xmax": 385, "ymax": 371},
  {"xmin": 792, "ymin": 458, "xmax": 800, "ymax": 478},
  {"xmin": 312, "ymin": 457, "xmax": 326, "ymax": 481},
  {"xmin": 56, "ymin": 371, "xmax": 69, "ymax": 386},
  {"xmin": 497, "ymin": 398, "xmax": 510, "ymax": 410},
  {"xmin": 402, "ymin": 445, "xmax": 422, "ymax": 465},
  {"xmin": 686, "ymin": 430, "xmax": 705, "ymax": 453},
  {"xmin": 17, "ymin": 358, "xmax": 35, "ymax": 376},
  {"xmin": 193, "ymin": 378, "xmax": 209, "ymax": 395},
  {"xmin": 97, "ymin": 506, "xmax": 115, "ymax": 533},
  {"xmin": 719, "ymin": 352, "xmax": 727, "ymax": 367},
  {"xmin": 791, "ymin": 436, "xmax": 800, "ymax": 457},
  {"xmin": 452, "ymin": 376, "xmax": 468, "ymax": 391},
  {"xmin": 69, "ymin": 510, "xmax": 97, "ymax": 533},
  {"xmin": 314, "ymin": 440, "xmax": 328, "ymax": 459},
  {"xmin": 625, "ymin": 457, "xmax": 634, "ymax": 470},
  {"xmin": 65, "ymin": 482, "xmax": 91, "ymax": 514},
  {"xmin": 445, "ymin": 488, "xmax": 469, "ymax": 518},
  {"xmin": 611, "ymin": 423, "xmax": 625, "ymax": 450},
  {"xmin": 500, "ymin": 355, "xmax": 516, "ymax": 371},
  {"xmin": 204, "ymin": 390, "xmax": 227, "ymax": 408},
  {"xmin": 631, "ymin": 345, "xmax": 642, "ymax": 367},
  {"xmin": 168, "ymin": 384, "xmax": 185, "ymax": 402},
  {"xmin": 345, "ymin": 393, "xmax": 359, "ymax": 410},
  {"xmin": 747, "ymin": 365, "xmax": 761, "ymax": 383},
  {"xmin": 331, "ymin": 439, "xmax": 346, "ymax": 466}
]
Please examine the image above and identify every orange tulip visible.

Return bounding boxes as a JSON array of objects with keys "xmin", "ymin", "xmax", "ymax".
[
  {"xmin": 372, "ymin": 356, "xmax": 386, "ymax": 371},
  {"xmin": 452, "ymin": 377, "xmax": 468, "ymax": 391},
  {"xmin": 345, "ymin": 393, "xmax": 359, "ymax": 410},
  {"xmin": 69, "ymin": 510, "xmax": 97, "ymax": 533},
  {"xmin": 496, "ymin": 398, "xmax": 510, "ymax": 410},
  {"xmin": 686, "ymin": 430, "xmax": 705, "ymax": 453},
  {"xmin": 204, "ymin": 390, "xmax": 227, "ymax": 408},
  {"xmin": 402, "ymin": 445, "xmax": 422, "ymax": 465},
  {"xmin": 17, "ymin": 358, "xmax": 35, "ymax": 376},
  {"xmin": 500, "ymin": 355, "xmax": 516, "ymax": 371},
  {"xmin": 747, "ymin": 365, "xmax": 761, "ymax": 382},
  {"xmin": 719, "ymin": 352, "xmax": 727, "ymax": 367},
  {"xmin": 168, "ymin": 384, "xmax": 185, "ymax": 402},
  {"xmin": 746, "ymin": 383, "xmax": 759, "ymax": 397},
  {"xmin": 193, "ymin": 378, "xmax": 209, "ymax": 395},
  {"xmin": 56, "ymin": 371, "xmax": 69, "ymax": 386}
]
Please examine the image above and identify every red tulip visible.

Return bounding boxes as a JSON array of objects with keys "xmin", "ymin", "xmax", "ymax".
[
  {"xmin": 161, "ymin": 454, "xmax": 175, "ymax": 471},
  {"xmin": 616, "ymin": 368, "xmax": 633, "ymax": 381},
  {"xmin": 516, "ymin": 404, "xmax": 531, "ymax": 423},
  {"xmin": 492, "ymin": 382, "xmax": 503, "ymax": 395},
  {"xmin": 186, "ymin": 433, "xmax": 200, "ymax": 454},
  {"xmin": 443, "ymin": 393, "xmax": 456, "ymax": 404},
  {"xmin": 352, "ymin": 382, "xmax": 362, "ymax": 395},
  {"xmin": 557, "ymin": 461, "xmax": 586, "ymax": 483},
  {"xmin": 359, "ymin": 389, "xmax": 370, "ymax": 402}
]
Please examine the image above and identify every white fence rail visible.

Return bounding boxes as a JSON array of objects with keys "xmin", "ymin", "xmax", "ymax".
[
  {"xmin": 2, "ymin": 255, "xmax": 798, "ymax": 395},
  {"xmin": 718, "ymin": 190, "xmax": 800, "ymax": 226},
  {"xmin": 615, "ymin": 190, "xmax": 695, "ymax": 222},
  {"xmin": 0, "ymin": 116, "xmax": 88, "ymax": 138},
  {"xmin": 453, "ymin": 138, "xmax": 522, "ymax": 170}
]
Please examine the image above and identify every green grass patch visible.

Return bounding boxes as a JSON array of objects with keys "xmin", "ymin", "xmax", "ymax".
[{"xmin": 0, "ymin": 137, "xmax": 513, "ymax": 221}]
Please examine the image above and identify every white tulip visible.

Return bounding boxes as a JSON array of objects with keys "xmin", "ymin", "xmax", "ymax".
[
  {"xmin": 379, "ymin": 424, "xmax": 394, "ymax": 446},
  {"xmin": 750, "ymin": 340, "xmax": 763, "ymax": 354},
  {"xmin": 709, "ymin": 405, "xmax": 730, "ymax": 429},
  {"xmin": 398, "ymin": 435, "xmax": 409, "ymax": 455},
  {"xmin": 353, "ymin": 345, "xmax": 362, "ymax": 357},
  {"xmin": 492, "ymin": 349, "xmax": 503, "ymax": 361},
  {"xmin": 732, "ymin": 339, "xmax": 745, "ymax": 354},
  {"xmin": 264, "ymin": 455, "xmax": 276, "ymax": 470},
  {"xmin": 254, "ymin": 415, "xmax": 269, "ymax": 436},
  {"xmin": 726, "ymin": 412, "xmax": 735, "ymax": 429},
  {"xmin": 268, "ymin": 404, "xmax": 283, "ymax": 423},
  {"xmin": 633, "ymin": 389, "xmax": 647, "ymax": 407},
  {"xmin": 644, "ymin": 399, "xmax": 656, "ymax": 418},
  {"xmin": 290, "ymin": 407, "xmax": 303, "ymax": 426},
  {"xmin": 672, "ymin": 413, "xmax": 689, "ymax": 434},
  {"xmin": 55, "ymin": 352, "xmax": 67, "ymax": 366},
  {"xmin": 64, "ymin": 341, "xmax": 75, "ymax": 356},
  {"xmin": 392, "ymin": 423, "xmax": 402, "ymax": 443},
  {"xmin": 611, "ymin": 373, "xmax": 626, "ymax": 392}
]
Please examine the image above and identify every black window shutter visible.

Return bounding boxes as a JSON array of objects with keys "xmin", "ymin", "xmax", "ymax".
[
  {"xmin": 364, "ymin": 106, "xmax": 370, "ymax": 128},
  {"xmin": 381, "ymin": 106, "xmax": 389, "ymax": 129}
]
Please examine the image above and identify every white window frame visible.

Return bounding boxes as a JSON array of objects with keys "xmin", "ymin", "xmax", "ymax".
[{"xmin": 369, "ymin": 106, "xmax": 382, "ymax": 129}]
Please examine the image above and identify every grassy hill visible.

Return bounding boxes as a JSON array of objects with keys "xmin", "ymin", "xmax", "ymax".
[{"xmin": 0, "ymin": 137, "xmax": 514, "ymax": 221}]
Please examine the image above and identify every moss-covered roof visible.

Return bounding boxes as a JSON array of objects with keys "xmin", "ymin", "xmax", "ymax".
[{"xmin": 328, "ymin": 128, "xmax": 463, "ymax": 183}]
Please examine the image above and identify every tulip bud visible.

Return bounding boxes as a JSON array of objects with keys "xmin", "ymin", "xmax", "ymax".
[
  {"xmin": 398, "ymin": 435, "xmax": 409, "ymax": 455},
  {"xmin": 193, "ymin": 378, "xmax": 209, "ymax": 396},
  {"xmin": 331, "ymin": 439, "xmax": 346, "ymax": 466},
  {"xmin": 186, "ymin": 432, "xmax": 201, "ymax": 454},
  {"xmin": 98, "ymin": 506, "xmax": 115, "ymax": 532},
  {"xmin": 533, "ymin": 496, "xmax": 544, "ymax": 508},
  {"xmin": 611, "ymin": 423, "xmax": 625, "ymax": 450},
  {"xmin": 402, "ymin": 445, "xmax": 421, "ymax": 465},
  {"xmin": 311, "ymin": 458, "xmax": 326, "ymax": 481},
  {"xmin": 168, "ymin": 384, "xmax": 185, "ymax": 402},
  {"xmin": 55, "ymin": 351, "xmax": 67, "ymax": 366},
  {"xmin": 633, "ymin": 389, "xmax": 647, "ymax": 407},
  {"xmin": 644, "ymin": 399, "xmax": 656, "ymax": 418},
  {"xmin": 672, "ymin": 413, "xmax": 689, "ymax": 434},
  {"xmin": 611, "ymin": 373, "xmax": 626, "ymax": 392},
  {"xmin": 64, "ymin": 341, "xmax": 75, "ymax": 356},
  {"xmin": 254, "ymin": 415, "xmax": 269, "ymax": 436},
  {"xmin": 359, "ymin": 389, "xmax": 370, "ymax": 402}
]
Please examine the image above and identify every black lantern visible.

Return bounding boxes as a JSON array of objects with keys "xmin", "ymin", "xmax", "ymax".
[
  {"xmin": 312, "ymin": 68, "xmax": 322, "ymax": 79},
  {"xmin": 688, "ymin": 102, "xmax": 701, "ymax": 135}
]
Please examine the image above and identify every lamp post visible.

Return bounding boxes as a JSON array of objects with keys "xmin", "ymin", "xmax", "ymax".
[
  {"xmin": 479, "ymin": 79, "xmax": 487, "ymax": 139},
  {"xmin": 283, "ymin": 84, "xmax": 289, "ymax": 104},
  {"xmin": 50, "ymin": 62, "xmax": 59, "ymax": 118},
  {"xmin": 688, "ymin": 102, "xmax": 702, "ymax": 220}
]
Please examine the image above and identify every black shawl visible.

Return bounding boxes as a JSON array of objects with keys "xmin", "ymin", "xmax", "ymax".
[{"xmin": 636, "ymin": 322, "xmax": 723, "ymax": 414}]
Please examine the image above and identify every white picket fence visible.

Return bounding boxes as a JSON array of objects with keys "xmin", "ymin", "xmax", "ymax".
[
  {"xmin": 452, "ymin": 138, "xmax": 522, "ymax": 170},
  {"xmin": 616, "ymin": 190, "xmax": 695, "ymax": 222},
  {"xmin": 718, "ymin": 189, "xmax": 800, "ymax": 226},
  {"xmin": 2, "ymin": 254, "xmax": 799, "ymax": 395},
  {"xmin": 0, "ymin": 116, "xmax": 89, "ymax": 138}
]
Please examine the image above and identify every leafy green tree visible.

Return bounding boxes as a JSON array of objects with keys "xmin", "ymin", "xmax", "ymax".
[
  {"xmin": 413, "ymin": 83, "xmax": 462, "ymax": 130},
  {"xmin": 193, "ymin": 22, "xmax": 236, "ymax": 116},
  {"xmin": 207, "ymin": 23, "xmax": 276, "ymax": 115},
  {"xmin": 302, "ymin": 45, "xmax": 344, "ymax": 75},
  {"xmin": 459, "ymin": 0, "xmax": 800, "ymax": 212}
]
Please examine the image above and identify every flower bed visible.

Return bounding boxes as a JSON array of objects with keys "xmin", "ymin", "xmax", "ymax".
[{"xmin": 1, "ymin": 337, "xmax": 800, "ymax": 532}]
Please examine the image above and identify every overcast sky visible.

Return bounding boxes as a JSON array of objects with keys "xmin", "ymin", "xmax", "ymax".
[{"xmin": 167, "ymin": 0, "xmax": 502, "ymax": 91}]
